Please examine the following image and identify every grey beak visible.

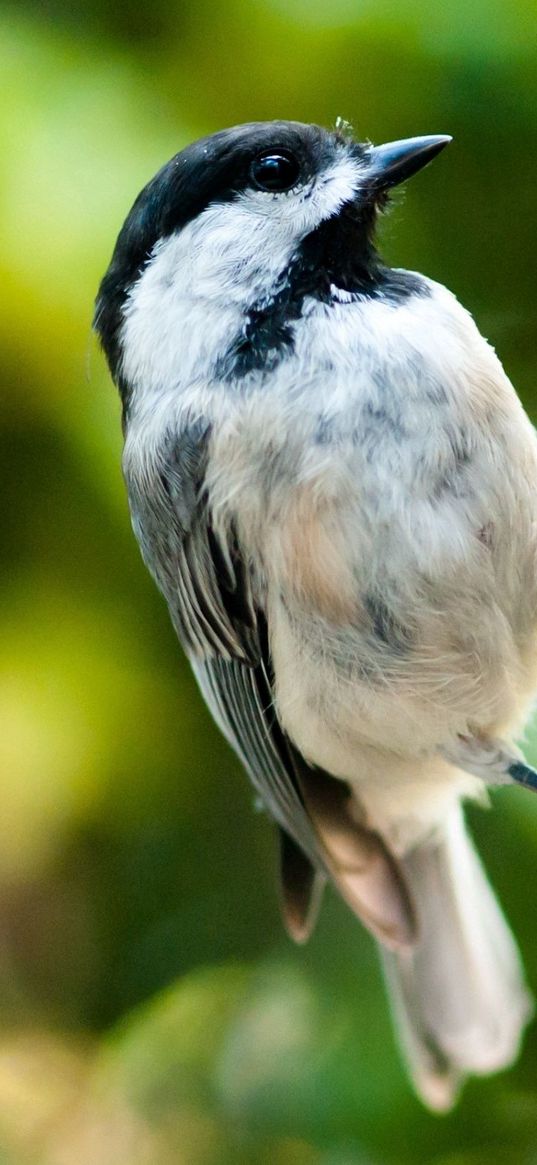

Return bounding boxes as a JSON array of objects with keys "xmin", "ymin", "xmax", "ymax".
[{"xmin": 367, "ymin": 135, "xmax": 452, "ymax": 190}]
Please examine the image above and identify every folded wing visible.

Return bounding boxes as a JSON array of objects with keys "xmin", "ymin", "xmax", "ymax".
[{"xmin": 126, "ymin": 420, "xmax": 416, "ymax": 949}]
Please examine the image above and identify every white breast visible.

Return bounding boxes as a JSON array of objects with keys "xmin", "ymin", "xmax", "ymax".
[
  {"xmin": 211, "ymin": 286, "xmax": 537, "ymax": 839},
  {"xmin": 124, "ymin": 272, "xmax": 537, "ymax": 848}
]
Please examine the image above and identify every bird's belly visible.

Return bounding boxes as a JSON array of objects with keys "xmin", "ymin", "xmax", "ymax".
[
  {"xmin": 270, "ymin": 596, "xmax": 502, "ymax": 765},
  {"xmin": 266, "ymin": 483, "xmax": 534, "ymax": 783},
  {"xmin": 205, "ymin": 301, "xmax": 537, "ymax": 788},
  {"xmin": 269, "ymin": 589, "xmax": 497, "ymax": 848}
]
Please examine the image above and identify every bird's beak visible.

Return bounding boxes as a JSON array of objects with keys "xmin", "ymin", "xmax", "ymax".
[{"xmin": 366, "ymin": 135, "xmax": 452, "ymax": 190}]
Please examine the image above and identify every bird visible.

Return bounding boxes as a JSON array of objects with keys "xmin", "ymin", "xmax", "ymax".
[{"xmin": 94, "ymin": 119, "xmax": 537, "ymax": 1110}]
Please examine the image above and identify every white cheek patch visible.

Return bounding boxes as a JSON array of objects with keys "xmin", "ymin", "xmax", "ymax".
[
  {"xmin": 172, "ymin": 150, "xmax": 364, "ymax": 300},
  {"xmin": 120, "ymin": 150, "xmax": 366, "ymax": 406},
  {"xmin": 120, "ymin": 234, "xmax": 243, "ymax": 404}
]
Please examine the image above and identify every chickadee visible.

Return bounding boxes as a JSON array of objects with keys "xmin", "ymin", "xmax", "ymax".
[{"xmin": 94, "ymin": 120, "xmax": 537, "ymax": 1110}]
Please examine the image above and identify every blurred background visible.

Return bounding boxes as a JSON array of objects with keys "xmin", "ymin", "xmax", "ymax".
[{"xmin": 1, "ymin": 0, "xmax": 537, "ymax": 1161}]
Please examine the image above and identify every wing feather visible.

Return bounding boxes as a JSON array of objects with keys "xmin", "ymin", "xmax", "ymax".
[{"xmin": 126, "ymin": 421, "xmax": 416, "ymax": 948}]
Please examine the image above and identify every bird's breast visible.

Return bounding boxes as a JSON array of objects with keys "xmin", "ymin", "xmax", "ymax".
[{"xmin": 205, "ymin": 295, "xmax": 537, "ymax": 773}]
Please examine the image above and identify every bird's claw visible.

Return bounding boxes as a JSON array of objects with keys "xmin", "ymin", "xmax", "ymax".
[{"xmin": 440, "ymin": 736, "xmax": 537, "ymax": 792}]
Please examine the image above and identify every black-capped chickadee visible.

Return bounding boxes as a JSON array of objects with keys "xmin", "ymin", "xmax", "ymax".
[{"xmin": 94, "ymin": 120, "xmax": 537, "ymax": 1110}]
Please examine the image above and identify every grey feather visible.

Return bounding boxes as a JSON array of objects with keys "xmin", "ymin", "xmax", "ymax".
[
  {"xmin": 278, "ymin": 828, "xmax": 325, "ymax": 944},
  {"xmin": 127, "ymin": 422, "xmax": 257, "ymax": 663},
  {"xmin": 381, "ymin": 806, "xmax": 533, "ymax": 1111},
  {"xmin": 192, "ymin": 653, "xmax": 322, "ymax": 861},
  {"xmin": 126, "ymin": 421, "xmax": 326, "ymax": 865},
  {"xmin": 127, "ymin": 421, "xmax": 417, "ymax": 946}
]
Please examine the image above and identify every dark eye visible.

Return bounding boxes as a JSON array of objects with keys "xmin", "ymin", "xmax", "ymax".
[{"xmin": 250, "ymin": 150, "xmax": 301, "ymax": 192}]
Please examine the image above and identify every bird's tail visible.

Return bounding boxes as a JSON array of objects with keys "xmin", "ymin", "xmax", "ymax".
[{"xmin": 381, "ymin": 804, "xmax": 533, "ymax": 1111}]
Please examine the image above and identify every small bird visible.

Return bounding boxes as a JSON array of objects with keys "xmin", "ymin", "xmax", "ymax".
[{"xmin": 94, "ymin": 120, "xmax": 537, "ymax": 1110}]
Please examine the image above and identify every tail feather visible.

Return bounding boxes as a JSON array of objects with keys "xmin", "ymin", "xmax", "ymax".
[
  {"xmin": 278, "ymin": 827, "xmax": 325, "ymax": 943},
  {"xmin": 381, "ymin": 805, "xmax": 533, "ymax": 1111}
]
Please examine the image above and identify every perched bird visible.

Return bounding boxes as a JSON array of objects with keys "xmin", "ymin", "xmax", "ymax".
[{"xmin": 94, "ymin": 119, "xmax": 537, "ymax": 1110}]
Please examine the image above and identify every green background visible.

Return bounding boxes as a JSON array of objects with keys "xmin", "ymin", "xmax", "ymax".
[{"xmin": 2, "ymin": 1, "xmax": 537, "ymax": 1161}]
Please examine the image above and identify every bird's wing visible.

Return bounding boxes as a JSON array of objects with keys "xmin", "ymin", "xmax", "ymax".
[{"xmin": 126, "ymin": 421, "xmax": 416, "ymax": 948}]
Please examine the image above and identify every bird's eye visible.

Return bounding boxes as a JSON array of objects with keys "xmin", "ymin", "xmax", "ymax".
[{"xmin": 250, "ymin": 151, "xmax": 301, "ymax": 192}]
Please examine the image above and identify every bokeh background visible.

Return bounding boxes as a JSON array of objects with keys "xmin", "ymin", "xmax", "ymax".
[{"xmin": 2, "ymin": 1, "xmax": 537, "ymax": 1161}]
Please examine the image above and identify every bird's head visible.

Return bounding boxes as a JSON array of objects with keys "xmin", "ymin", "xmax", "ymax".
[{"xmin": 94, "ymin": 120, "xmax": 450, "ymax": 410}]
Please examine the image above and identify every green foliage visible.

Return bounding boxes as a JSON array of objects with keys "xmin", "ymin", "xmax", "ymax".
[{"xmin": 1, "ymin": 2, "xmax": 537, "ymax": 1159}]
